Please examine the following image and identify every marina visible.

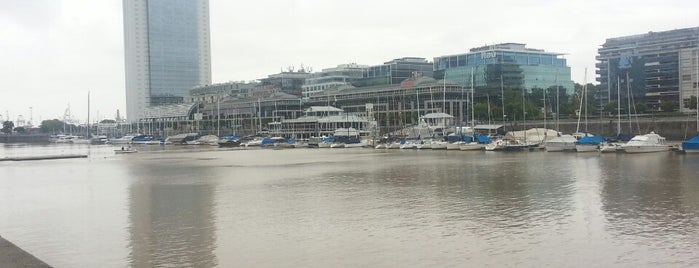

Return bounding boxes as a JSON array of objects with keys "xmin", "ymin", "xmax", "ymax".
[{"xmin": 1, "ymin": 143, "xmax": 699, "ymax": 266}]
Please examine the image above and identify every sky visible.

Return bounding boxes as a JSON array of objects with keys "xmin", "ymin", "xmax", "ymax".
[{"xmin": 0, "ymin": 0, "xmax": 696, "ymax": 125}]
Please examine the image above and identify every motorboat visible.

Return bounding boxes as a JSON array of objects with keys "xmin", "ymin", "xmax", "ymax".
[
  {"xmin": 545, "ymin": 134, "xmax": 577, "ymax": 152},
  {"xmin": 621, "ymin": 132, "xmax": 669, "ymax": 153},
  {"xmin": 599, "ymin": 142, "xmax": 622, "ymax": 153}
]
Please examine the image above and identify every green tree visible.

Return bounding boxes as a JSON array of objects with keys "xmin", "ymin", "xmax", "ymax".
[
  {"xmin": 2, "ymin": 121, "xmax": 14, "ymax": 134},
  {"xmin": 684, "ymin": 96, "xmax": 698, "ymax": 110},
  {"xmin": 604, "ymin": 102, "xmax": 618, "ymax": 115},
  {"xmin": 40, "ymin": 119, "xmax": 64, "ymax": 133},
  {"xmin": 661, "ymin": 100, "xmax": 679, "ymax": 112},
  {"xmin": 634, "ymin": 103, "xmax": 647, "ymax": 114},
  {"xmin": 13, "ymin": 126, "xmax": 26, "ymax": 134}
]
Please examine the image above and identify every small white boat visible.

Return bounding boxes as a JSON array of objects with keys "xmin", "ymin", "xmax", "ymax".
[
  {"xmin": 621, "ymin": 132, "xmax": 669, "ymax": 153},
  {"xmin": 599, "ymin": 142, "xmax": 622, "ymax": 153},
  {"xmin": 114, "ymin": 147, "xmax": 138, "ymax": 154}
]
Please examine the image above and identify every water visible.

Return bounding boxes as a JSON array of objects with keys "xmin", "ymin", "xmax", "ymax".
[{"xmin": 1, "ymin": 144, "xmax": 698, "ymax": 267}]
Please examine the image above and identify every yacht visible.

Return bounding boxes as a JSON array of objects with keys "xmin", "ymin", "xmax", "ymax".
[{"xmin": 621, "ymin": 132, "xmax": 669, "ymax": 153}]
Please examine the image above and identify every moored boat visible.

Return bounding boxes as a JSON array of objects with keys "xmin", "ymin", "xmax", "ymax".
[
  {"xmin": 575, "ymin": 135, "xmax": 605, "ymax": 152},
  {"xmin": 545, "ymin": 134, "xmax": 577, "ymax": 152},
  {"xmin": 621, "ymin": 132, "xmax": 669, "ymax": 153},
  {"xmin": 681, "ymin": 134, "xmax": 699, "ymax": 153}
]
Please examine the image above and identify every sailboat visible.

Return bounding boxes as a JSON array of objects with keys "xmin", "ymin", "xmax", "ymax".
[
  {"xmin": 460, "ymin": 68, "xmax": 489, "ymax": 151},
  {"xmin": 545, "ymin": 76, "xmax": 576, "ymax": 152}
]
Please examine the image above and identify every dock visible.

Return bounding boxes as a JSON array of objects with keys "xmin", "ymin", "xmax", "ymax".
[
  {"xmin": 0, "ymin": 236, "xmax": 52, "ymax": 268},
  {"xmin": 0, "ymin": 154, "xmax": 88, "ymax": 162}
]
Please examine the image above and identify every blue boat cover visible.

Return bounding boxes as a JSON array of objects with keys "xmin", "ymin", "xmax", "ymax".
[
  {"xmin": 474, "ymin": 134, "xmax": 492, "ymax": 144},
  {"xmin": 576, "ymin": 135, "xmax": 604, "ymax": 145},
  {"xmin": 682, "ymin": 135, "xmax": 699, "ymax": 150}
]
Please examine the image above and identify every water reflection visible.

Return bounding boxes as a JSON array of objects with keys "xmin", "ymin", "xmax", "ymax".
[
  {"xmin": 126, "ymin": 158, "xmax": 218, "ymax": 267},
  {"xmin": 599, "ymin": 153, "xmax": 699, "ymax": 265}
]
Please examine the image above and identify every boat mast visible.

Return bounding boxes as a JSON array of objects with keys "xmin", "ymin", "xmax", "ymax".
[
  {"xmin": 617, "ymin": 76, "xmax": 621, "ymax": 136},
  {"xmin": 87, "ymin": 92, "xmax": 90, "ymax": 139},
  {"xmin": 626, "ymin": 72, "xmax": 632, "ymax": 134},
  {"xmin": 501, "ymin": 75, "xmax": 505, "ymax": 125},
  {"xmin": 576, "ymin": 68, "xmax": 587, "ymax": 134},
  {"xmin": 471, "ymin": 67, "xmax": 475, "ymax": 128}
]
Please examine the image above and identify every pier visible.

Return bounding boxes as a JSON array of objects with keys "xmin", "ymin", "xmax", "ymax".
[
  {"xmin": 0, "ymin": 154, "xmax": 87, "ymax": 162},
  {"xmin": 0, "ymin": 236, "xmax": 52, "ymax": 268}
]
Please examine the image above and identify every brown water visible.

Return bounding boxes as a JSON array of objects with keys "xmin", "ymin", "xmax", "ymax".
[{"xmin": 1, "ymin": 144, "xmax": 698, "ymax": 267}]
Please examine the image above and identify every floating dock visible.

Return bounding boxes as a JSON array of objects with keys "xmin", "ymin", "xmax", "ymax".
[
  {"xmin": 0, "ymin": 154, "xmax": 88, "ymax": 162},
  {"xmin": 0, "ymin": 236, "xmax": 52, "ymax": 268}
]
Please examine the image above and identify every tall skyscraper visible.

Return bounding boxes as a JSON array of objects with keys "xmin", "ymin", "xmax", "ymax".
[{"xmin": 123, "ymin": 0, "xmax": 211, "ymax": 122}]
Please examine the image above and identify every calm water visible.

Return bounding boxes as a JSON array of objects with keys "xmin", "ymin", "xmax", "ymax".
[{"xmin": 1, "ymin": 143, "xmax": 698, "ymax": 267}]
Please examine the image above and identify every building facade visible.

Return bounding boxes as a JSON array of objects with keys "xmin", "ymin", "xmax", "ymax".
[
  {"xmin": 301, "ymin": 63, "xmax": 367, "ymax": 98},
  {"xmin": 259, "ymin": 68, "xmax": 311, "ymax": 96},
  {"xmin": 596, "ymin": 27, "xmax": 699, "ymax": 111},
  {"xmin": 434, "ymin": 43, "xmax": 573, "ymax": 96},
  {"xmin": 358, "ymin": 57, "xmax": 434, "ymax": 86},
  {"xmin": 123, "ymin": 0, "xmax": 212, "ymax": 122}
]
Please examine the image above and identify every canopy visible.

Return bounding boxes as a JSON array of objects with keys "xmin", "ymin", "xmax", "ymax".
[
  {"xmin": 682, "ymin": 135, "xmax": 699, "ymax": 150},
  {"xmin": 576, "ymin": 135, "xmax": 604, "ymax": 145}
]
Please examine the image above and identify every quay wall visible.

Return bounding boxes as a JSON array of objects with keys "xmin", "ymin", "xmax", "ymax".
[{"xmin": 0, "ymin": 134, "xmax": 50, "ymax": 143}]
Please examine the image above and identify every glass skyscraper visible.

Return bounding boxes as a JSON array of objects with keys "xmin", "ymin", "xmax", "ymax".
[
  {"xmin": 434, "ymin": 43, "xmax": 573, "ymax": 95},
  {"xmin": 123, "ymin": 0, "xmax": 211, "ymax": 122},
  {"xmin": 596, "ymin": 27, "xmax": 699, "ymax": 111}
]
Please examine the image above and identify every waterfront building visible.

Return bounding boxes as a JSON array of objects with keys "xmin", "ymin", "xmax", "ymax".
[
  {"xmin": 188, "ymin": 81, "xmax": 260, "ymax": 103},
  {"xmin": 596, "ymin": 27, "xmax": 699, "ymax": 111},
  {"xmin": 306, "ymin": 76, "xmax": 468, "ymax": 135},
  {"xmin": 259, "ymin": 67, "xmax": 312, "ymax": 96},
  {"xmin": 301, "ymin": 63, "xmax": 368, "ymax": 98},
  {"xmin": 434, "ymin": 43, "xmax": 574, "ymax": 95},
  {"xmin": 268, "ymin": 106, "xmax": 371, "ymax": 140},
  {"xmin": 357, "ymin": 57, "xmax": 434, "ymax": 86},
  {"xmin": 123, "ymin": 0, "xmax": 212, "ymax": 122}
]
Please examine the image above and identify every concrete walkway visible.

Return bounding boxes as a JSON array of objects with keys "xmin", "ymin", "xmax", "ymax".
[{"xmin": 0, "ymin": 236, "xmax": 52, "ymax": 268}]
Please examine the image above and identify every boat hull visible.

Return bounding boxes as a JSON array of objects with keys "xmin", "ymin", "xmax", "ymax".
[
  {"xmin": 622, "ymin": 145, "xmax": 670, "ymax": 153},
  {"xmin": 575, "ymin": 144, "xmax": 599, "ymax": 152}
]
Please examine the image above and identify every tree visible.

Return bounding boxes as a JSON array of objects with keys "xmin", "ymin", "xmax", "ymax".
[
  {"xmin": 13, "ymin": 126, "xmax": 26, "ymax": 134},
  {"xmin": 604, "ymin": 102, "xmax": 618, "ymax": 115},
  {"xmin": 660, "ymin": 100, "xmax": 679, "ymax": 112},
  {"xmin": 40, "ymin": 119, "xmax": 65, "ymax": 133},
  {"xmin": 684, "ymin": 96, "xmax": 698, "ymax": 110},
  {"xmin": 2, "ymin": 121, "xmax": 14, "ymax": 134},
  {"xmin": 634, "ymin": 103, "xmax": 647, "ymax": 114}
]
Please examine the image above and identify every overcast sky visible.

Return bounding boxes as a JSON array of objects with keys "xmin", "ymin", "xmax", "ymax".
[{"xmin": 0, "ymin": 0, "xmax": 696, "ymax": 124}]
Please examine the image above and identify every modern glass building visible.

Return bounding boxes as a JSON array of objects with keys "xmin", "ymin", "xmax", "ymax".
[
  {"xmin": 301, "ymin": 63, "xmax": 368, "ymax": 98},
  {"xmin": 434, "ymin": 43, "xmax": 573, "ymax": 95},
  {"xmin": 596, "ymin": 27, "xmax": 699, "ymax": 111},
  {"xmin": 123, "ymin": 0, "xmax": 211, "ymax": 122},
  {"xmin": 359, "ymin": 57, "xmax": 434, "ymax": 86}
]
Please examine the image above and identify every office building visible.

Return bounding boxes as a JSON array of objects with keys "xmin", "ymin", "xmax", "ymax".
[
  {"xmin": 596, "ymin": 27, "xmax": 699, "ymax": 111},
  {"xmin": 301, "ymin": 63, "xmax": 368, "ymax": 98},
  {"xmin": 434, "ymin": 43, "xmax": 573, "ymax": 95},
  {"xmin": 123, "ymin": 0, "xmax": 212, "ymax": 122},
  {"xmin": 357, "ymin": 57, "xmax": 434, "ymax": 86}
]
